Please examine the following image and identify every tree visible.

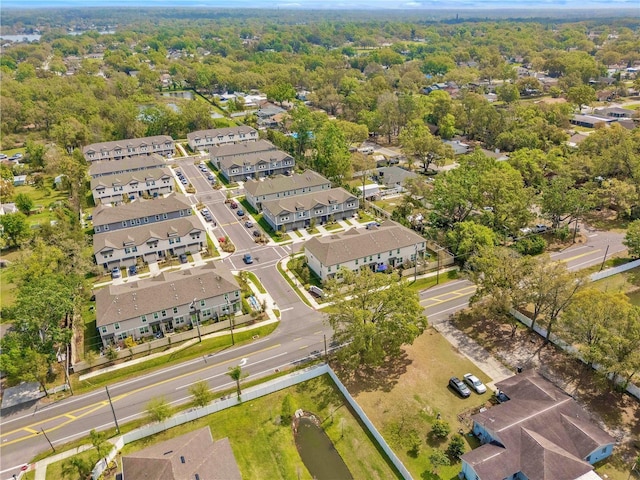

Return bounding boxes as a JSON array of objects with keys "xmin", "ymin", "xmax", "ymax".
[
  {"xmin": 624, "ymin": 220, "xmax": 640, "ymax": 258},
  {"xmin": 281, "ymin": 393, "xmax": 294, "ymax": 424},
  {"xmin": 0, "ymin": 344, "xmax": 52, "ymax": 395},
  {"xmin": 447, "ymin": 434, "xmax": 466, "ymax": 460},
  {"xmin": 189, "ymin": 380, "xmax": 214, "ymax": 407},
  {"xmin": 313, "ymin": 121, "xmax": 351, "ymax": 183},
  {"xmin": 399, "ymin": 119, "xmax": 454, "ymax": 172},
  {"xmin": 429, "ymin": 449, "xmax": 451, "ymax": 475},
  {"xmin": 90, "ymin": 429, "xmax": 111, "ymax": 465},
  {"xmin": 266, "ymin": 82, "xmax": 296, "ymax": 106},
  {"xmin": 567, "ymin": 85, "xmax": 596, "ymax": 111},
  {"xmin": 25, "ymin": 138, "xmax": 46, "ymax": 169},
  {"xmin": 325, "ymin": 269, "xmax": 427, "ymax": 370},
  {"xmin": 496, "ymin": 83, "xmax": 520, "ymax": 103},
  {"xmin": 446, "ymin": 221, "xmax": 497, "ymax": 260},
  {"xmin": 14, "ymin": 192, "xmax": 34, "ymax": 215},
  {"xmin": 541, "ymin": 176, "xmax": 593, "ymax": 230},
  {"xmin": 431, "ymin": 419, "xmax": 451, "ymax": 438},
  {"xmin": 227, "ymin": 365, "xmax": 247, "ymax": 399},
  {"xmin": 146, "ymin": 397, "xmax": 172, "ymax": 423},
  {"xmin": 62, "ymin": 456, "xmax": 93, "ymax": 480},
  {"xmin": 0, "ymin": 212, "xmax": 30, "ymax": 247}
]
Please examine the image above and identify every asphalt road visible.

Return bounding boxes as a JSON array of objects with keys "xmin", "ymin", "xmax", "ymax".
[{"xmin": 0, "ymin": 162, "xmax": 626, "ymax": 478}]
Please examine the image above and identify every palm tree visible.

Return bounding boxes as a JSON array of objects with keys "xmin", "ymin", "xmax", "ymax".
[
  {"xmin": 226, "ymin": 365, "xmax": 247, "ymax": 399},
  {"xmin": 61, "ymin": 457, "xmax": 93, "ymax": 480}
]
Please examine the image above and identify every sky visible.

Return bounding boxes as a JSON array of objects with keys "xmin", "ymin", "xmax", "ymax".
[{"xmin": 2, "ymin": 0, "xmax": 639, "ymax": 9}]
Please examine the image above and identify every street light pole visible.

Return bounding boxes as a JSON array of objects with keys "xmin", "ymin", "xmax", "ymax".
[
  {"xmin": 190, "ymin": 299, "xmax": 202, "ymax": 343},
  {"xmin": 227, "ymin": 298, "xmax": 235, "ymax": 345}
]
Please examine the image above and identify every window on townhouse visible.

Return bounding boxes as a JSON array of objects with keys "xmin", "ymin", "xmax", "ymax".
[
  {"xmin": 202, "ymin": 309, "xmax": 211, "ymax": 317},
  {"xmin": 235, "ymin": 291, "xmax": 240, "ymax": 298},
  {"xmin": 397, "ymin": 249, "xmax": 400, "ymax": 254},
  {"xmin": 155, "ymin": 215, "xmax": 160, "ymax": 221},
  {"xmin": 144, "ymin": 217, "xmax": 149, "ymax": 223},
  {"xmin": 114, "ymin": 323, "xmax": 120, "ymax": 330},
  {"xmin": 377, "ymin": 254, "xmax": 381, "ymax": 259},
  {"xmin": 163, "ymin": 213, "xmax": 168, "ymax": 219},
  {"xmin": 355, "ymin": 259, "xmax": 359, "ymax": 265},
  {"xmin": 139, "ymin": 326, "xmax": 149, "ymax": 335},
  {"xmin": 101, "ymin": 326, "xmax": 107, "ymax": 333},
  {"xmin": 161, "ymin": 310, "xmax": 167, "ymax": 317},
  {"xmin": 104, "ymin": 225, "xmax": 109, "ymax": 231},
  {"xmin": 200, "ymin": 300, "xmax": 206, "ymax": 307},
  {"xmin": 175, "ymin": 316, "xmax": 184, "ymax": 324},
  {"xmin": 141, "ymin": 315, "xmax": 147, "ymax": 323},
  {"xmin": 173, "ymin": 307, "xmax": 178, "ymax": 314},
  {"xmin": 153, "ymin": 312, "xmax": 159, "ymax": 319},
  {"xmin": 122, "ymin": 221, "xmax": 127, "ymax": 227}
]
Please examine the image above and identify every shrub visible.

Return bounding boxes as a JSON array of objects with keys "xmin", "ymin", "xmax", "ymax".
[
  {"xmin": 447, "ymin": 434, "xmax": 466, "ymax": 460},
  {"xmin": 281, "ymin": 394, "xmax": 294, "ymax": 424},
  {"xmin": 514, "ymin": 235, "xmax": 546, "ymax": 255},
  {"xmin": 431, "ymin": 419, "xmax": 451, "ymax": 438}
]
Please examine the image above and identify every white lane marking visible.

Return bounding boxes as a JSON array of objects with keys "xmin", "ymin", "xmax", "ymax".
[
  {"xmin": 280, "ymin": 307, "xmax": 293, "ymax": 312},
  {"xmin": 426, "ymin": 301, "xmax": 471, "ymax": 318},
  {"xmin": 239, "ymin": 358, "xmax": 248, "ymax": 366}
]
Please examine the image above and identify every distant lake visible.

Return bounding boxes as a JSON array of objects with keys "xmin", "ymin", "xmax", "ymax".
[{"xmin": 0, "ymin": 31, "xmax": 115, "ymax": 43}]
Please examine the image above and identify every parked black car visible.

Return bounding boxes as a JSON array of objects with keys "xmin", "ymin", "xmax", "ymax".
[{"xmin": 449, "ymin": 377, "xmax": 471, "ymax": 398}]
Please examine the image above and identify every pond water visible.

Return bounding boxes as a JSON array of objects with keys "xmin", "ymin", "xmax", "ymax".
[
  {"xmin": 294, "ymin": 415, "xmax": 352, "ymax": 480},
  {"xmin": 162, "ymin": 90, "xmax": 194, "ymax": 99}
]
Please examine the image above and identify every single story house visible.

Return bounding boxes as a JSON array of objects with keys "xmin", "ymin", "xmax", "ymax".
[
  {"xmin": 570, "ymin": 114, "xmax": 616, "ymax": 129},
  {"xmin": 262, "ymin": 187, "xmax": 358, "ymax": 232},
  {"xmin": 373, "ymin": 166, "xmax": 419, "ymax": 193},
  {"xmin": 123, "ymin": 427, "xmax": 241, "ymax": 480},
  {"xmin": 593, "ymin": 106, "xmax": 636, "ymax": 119},
  {"xmin": 93, "ymin": 193, "xmax": 192, "ymax": 234},
  {"xmin": 356, "ymin": 183, "xmax": 381, "ymax": 200},
  {"xmin": 94, "ymin": 215, "xmax": 204, "ymax": 269},
  {"xmin": 88, "ymin": 154, "xmax": 166, "ymax": 179},
  {"xmin": 0, "ymin": 203, "xmax": 18, "ymax": 215},
  {"xmin": 13, "ymin": 175, "xmax": 26, "ymax": 186},
  {"xmin": 90, "ymin": 167, "xmax": 173, "ymax": 205},
  {"xmin": 304, "ymin": 220, "xmax": 427, "ymax": 281},
  {"xmin": 460, "ymin": 371, "xmax": 615, "ymax": 480},
  {"xmin": 187, "ymin": 126, "xmax": 258, "ymax": 152},
  {"xmin": 244, "ymin": 170, "xmax": 331, "ymax": 212},
  {"xmin": 83, "ymin": 135, "xmax": 174, "ymax": 162},
  {"xmin": 95, "ymin": 263, "xmax": 241, "ymax": 346},
  {"xmin": 443, "ymin": 139, "xmax": 471, "ymax": 155}
]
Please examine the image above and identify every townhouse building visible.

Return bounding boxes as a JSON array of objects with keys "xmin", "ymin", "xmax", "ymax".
[
  {"xmin": 90, "ymin": 167, "xmax": 173, "ymax": 205},
  {"xmin": 244, "ymin": 170, "xmax": 332, "ymax": 211},
  {"xmin": 261, "ymin": 187, "xmax": 357, "ymax": 233},
  {"xmin": 209, "ymin": 140, "xmax": 294, "ymax": 182},
  {"xmin": 95, "ymin": 263, "xmax": 241, "ymax": 346},
  {"xmin": 83, "ymin": 135, "xmax": 174, "ymax": 162},
  {"xmin": 88, "ymin": 154, "xmax": 166, "ymax": 179},
  {"xmin": 187, "ymin": 126, "xmax": 258, "ymax": 151},
  {"xmin": 304, "ymin": 220, "xmax": 427, "ymax": 282}
]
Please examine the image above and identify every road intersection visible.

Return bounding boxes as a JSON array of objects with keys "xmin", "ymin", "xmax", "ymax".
[{"xmin": 0, "ymin": 158, "xmax": 626, "ymax": 478}]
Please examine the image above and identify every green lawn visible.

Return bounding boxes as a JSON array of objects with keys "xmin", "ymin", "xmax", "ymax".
[
  {"xmin": 245, "ymin": 271, "xmax": 266, "ymax": 294},
  {"xmin": 55, "ymin": 375, "xmax": 401, "ymax": 480},
  {"xmin": 324, "ymin": 223, "xmax": 343, "ymax": 232},
  {"xmin": 373, "ymin": 197, "xmax": 402, "ymax": 214},
  {"xmin": 12, "ymin": 183, "xmax": 67, "ymax": 227}
]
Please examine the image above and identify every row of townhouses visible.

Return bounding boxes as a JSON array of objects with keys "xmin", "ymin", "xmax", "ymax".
[
  {"xmin": 209, "ymin": 139, "xmax": 295, "ymax": 182},
  {"xmin": 95, "ymin": 263, "xmax": 241, "ymax": 346},
  {"xmin": 187, "ymin": 126, "xmax": 258, "ymax": 151}
]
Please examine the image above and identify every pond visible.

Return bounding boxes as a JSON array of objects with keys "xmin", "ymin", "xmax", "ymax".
[
  {"xmin": 294, "ymin": 414, "xmax": 352, "ymax": 480},
  {"xmin": 162, "ymin": 90, "xmax": 194, "ymax": 100}
]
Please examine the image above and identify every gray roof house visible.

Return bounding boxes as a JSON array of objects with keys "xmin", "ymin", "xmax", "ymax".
[
  {"xmin": 92, "ymin": 193, "xmax": 192, "ymax": 234},
  {"xmin": 210, "ymin": 140, "xmax": 294, "ymax": 182},
  {"xmin": 373, "ymin": 166, "xmax": 419, "ymax": 192},
  {"xmin": 460, "ymin": 371, "xmax": 615, "ymax": 480},
  {"xmin": 187, "ymin": 126, "xmax": 258, "ymax": 151},
  {"xmin": 83, "ymin": 135, "xmax": 174, "ymax": 162},
  {"xmin": 122, "ymin": 427, "xmax": 241, "ymax": 480},
  {"xmin": 95, "ymin": 262, "xmax": 241, "ymax": 346},
  {"xmin": 88, "ymin": 154, "xmax": 166, "ymax": 178},
  {"xmin": 93, "ymin": 215, "xmax": 204, "ymax": 269},
  {"xmin": 304, "ymin": 220, "xmax": 427, "ymax": 281},
  {"xmin": 262, "ymin": 187, "xmax": 358, "ymax": 233},
  {"xmin": 244, "ymin": 170, "xmax": 332, "ymax": 211},
  {"xmin": 90, "ymin": 167, "xmax": 173, "ymax": 205},
  {"xmin": 570, "ymin": 114, "xmax": 616, "ymax": 129},
  {"xmin": 593, "ymin": 106, "xmax": 636, "ymax": 119}
]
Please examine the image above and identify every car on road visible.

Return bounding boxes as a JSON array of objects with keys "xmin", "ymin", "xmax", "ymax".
[
  {"xmin": 243, "ymin": 253, "xmax": 253, "ymax": 264},
  {"xmin": 253, "ymin": 229, "xmax": 261, "ymax": 237},
  {"xmin": 449, "ymin": 376, "xmax": 471, "ymax": 398},
  {"xmin": 229, "ymin": 201, "xmax": 238, "ymax": 209},
  {"xmin": 207, "ymin": 174, "xmax": 216, "ymax": 182},
  {"xmin": 111, "ymin": 267, "xmax": 121, "ymax": 279},
  {"xmin": 181, "ymin": 178, "xmax": 188, "ymax": 185},
  {"xmin": 0, "ymin": 154, "xmax": 7, "ymax": 160},
  {"xmin": 463, "ymin": 373, "xmax": 487, "ymax": 394},
  {"xmin": 244, "ymin": 220, "xmax": 253, "ymax": 228},
  {"xmin": 128, "ymin": 265, "xmax": 137, "ymax": 276},
  {"xmin": 534, "ymin": 224, "xmax": 549, "ymax": 233},
  {"xmin": 179, "ymin": 253, "xmax": 188, "ymax": 264},
  {"xmin": 236, "ymin": 209, "xmax": 245, "ymax": 217}
]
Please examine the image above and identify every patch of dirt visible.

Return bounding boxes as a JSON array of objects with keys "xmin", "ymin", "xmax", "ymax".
[{"xmin": 452, "ymin": 308, "xmax": 640, "ymax": 469}]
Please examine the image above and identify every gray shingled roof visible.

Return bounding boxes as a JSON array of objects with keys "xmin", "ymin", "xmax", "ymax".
[
  {"xmin": 92, "ymin": 193, "xmax": 191, "ymax": 226},
  {"xmin": 88, "ymin": 154, "xmax": 166, "ymax": 178},
  {"xmin": 122, "ymin": 427, "xmax": 241, "ymax": 480},
  {"xmin": 83, "ymin": 135, "xmax": 173, "ymax": 155},
  {"xmin": 219, "ymin": 150, "xmax": 292, "ymax": 170},
  {"xmin": 90, "ymin": 167, "xmax": 172, "ymax": 190},
  {"xmin": 244, "ymin": 170, "xmax": 330, "ymax": 197},
  {"xmin": 461, "ymin": 372, "xmax": 614, "ymax": 480},
  {"xmin": 304, "ymin": 220, "xmax": 425, "ymax": 266},
  {"xmin": 210, "ymin": 139, "xmax": 276, "ymax": 158},
  {"xmin": 95, "ymin": 263, "xmax": 240, "ymax": 327},
  {"xmin": 262, "ymin": 187, "xmax": 356, "ymax": 217},
  {"xmin": 93, "ymin": 216, "xmax": 203, "ymax": 253},
  {"xmin": 187, "ymin": 126, "xmax": 257, "ymax": 142}
]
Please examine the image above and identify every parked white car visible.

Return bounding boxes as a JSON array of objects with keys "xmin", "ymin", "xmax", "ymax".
[{"xmin": 463, "ymin": 373, "xmax": 487, "ymax": 394}]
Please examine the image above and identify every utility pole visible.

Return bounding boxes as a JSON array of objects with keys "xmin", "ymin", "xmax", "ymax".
[
  {"xmin": 105, "ymin": 386, "xmax": 120, "ymax": 434},
  {"xmin": 40, "ymin": 428, "xmax": 56, "ymax": 453},
  {"xmin": 599, "ymin": 245, "xmax": 610, "ymax": 272},
  {"xmin": 436, "ymin": 247, "xmax": 442, "ymax": 285}
]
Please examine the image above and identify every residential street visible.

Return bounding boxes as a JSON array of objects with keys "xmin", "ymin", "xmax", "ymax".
[{"xmin": 0, "ymin": 160, "xmax": 627, "ymax": 480}]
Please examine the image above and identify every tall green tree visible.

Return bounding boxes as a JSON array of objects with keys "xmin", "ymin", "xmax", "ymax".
[
  {"xmin": 313, "ymin": 121, "xmax": 351, "ymax": 183},
  {"xmin": 399, "ymin": 119, "xmax": 454, "ymax": 172},
  {"xmin": 227, "ymin": 365, "xmax": 247, "ymax": 399},
  {"xmin": 325, "ymin": 269, "xmax": 427, "ymax": 370},
  {"xmin": 0, "ymin": 212, "xmax": 30, "ymax": 247},
  {"xmin": 14, "ymin": 192, "xmax": 34, "ymax": 215},
  {"xmin": 146, "ymin": 397, "xmax": 172, "ymax": 423},
  {"xmin": 189, "ymin": 380, "xmax": 214, "ymax": 407},
  {"xmin": 624, "ymin": 219, "xmax": 640, "ymax": 258}
]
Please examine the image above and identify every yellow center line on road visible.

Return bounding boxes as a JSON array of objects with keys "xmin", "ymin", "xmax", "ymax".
[
  {"xmin": 298, "ymin": 345, "xmax": 309, "ymax": 350},
  {"xmin": 420, "ymin": 286, "xmax": 477, "ymax": 307},
  {"xmin": 0, "ymin": 343, "xmax": 281, "ymax": 448},
  {"xmin": 558, "ymin": 249, "xmax": 600, "ymax": 264}
]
